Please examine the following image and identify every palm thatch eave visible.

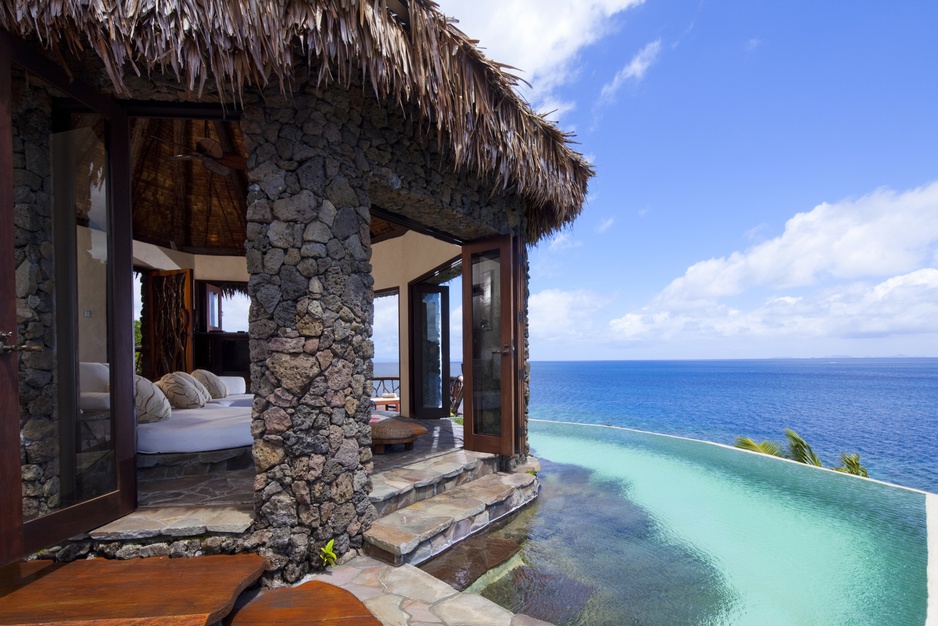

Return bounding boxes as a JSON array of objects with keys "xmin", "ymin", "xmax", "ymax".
[{"xmin": 0, "ymin": 0, "xmax": 594, "ymax": 242}]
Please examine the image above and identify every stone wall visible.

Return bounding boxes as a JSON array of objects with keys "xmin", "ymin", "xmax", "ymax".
[
  {"xmin": 11, "ymin": 60, "xmax": 532, "ymax": 584},
  {"xmin": 12, "ymin": 76, "xmax": 60, "ymax": 521},
  {"xmin": 238, "ymin": 79, "xmax": 528, "ymax": 583}
]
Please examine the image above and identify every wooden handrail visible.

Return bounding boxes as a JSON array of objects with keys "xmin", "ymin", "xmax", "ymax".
[{"xmin": 372, "ymin": 376, "xmax": 400, "ymax": 397}]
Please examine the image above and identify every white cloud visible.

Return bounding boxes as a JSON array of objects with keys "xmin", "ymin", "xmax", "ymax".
[
  {"xmin": 548, "ymin": 231, "xmax": 582, "ymax": 251},
  {"xmin": 659, "ymin": 182, "xmax": 938, "ymax": 304},
  {"xmin": 610, "ymin": 269, "xmax": 938, "ymax": 344},
  {"xmin": 372, "ymin": 294, "xmax": 401, "ymax": 361},
  {"xmin": 435, "ymin": 0, "xmax": 644, "ymax": 114},
  {"xmin": 529, "ymin": 289, "xmax": 606, "ymax": 342},
  {"xmin": 746, "ymin": 38, "xmax": 762, "ymax": 51},
  {"xmin": 599, "ymin": 39, "xmax": 662, "ymax": 103},
  {"xmin": 605, "ymin": 182, "xmax": 938, "ymax": 355},
  {"xmin": 597, "ymin": 218, "xmax": 615, "ymax": 233},
  {"xmin": 221, "ymin": 293, "xmax": 251, "ymax": 332}
]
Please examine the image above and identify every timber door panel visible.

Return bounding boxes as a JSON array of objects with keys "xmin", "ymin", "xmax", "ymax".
[
  {"xmin": 0, "ymin": 36, "xmax": 135, "ymax": 566},
  {"xmin": 461, "ymin": 236, "xmax": 518, "ymax": 456},
  {"xmin": 142, "ymin": 269, "xmax": 195, "ymax": 380}
]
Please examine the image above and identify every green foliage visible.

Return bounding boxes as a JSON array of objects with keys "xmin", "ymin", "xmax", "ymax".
[
  {"xmin": 783, "ymin": 429, "xmax": 822, "ymax": 467},
  {"xmin": 319, "ymin": 539, "xmax": 337, "ymax": 568},
  {"xmin": 133, "ymin": 319, "xmax": 143, "ymax": 374},
  {"xmin": 734, "ymin": 429, "xmax": 869, "ymax": 478},
  {"xmin": 734, "ymin": 437, "xmax": 784, "ymax": 457},
  {"xmin": 526, "ymin": 469, "xmax": 538, "ymax": 476},
  {"xmin": 832, "ymin": 453, "xmax": 869, "ymax": 477}
]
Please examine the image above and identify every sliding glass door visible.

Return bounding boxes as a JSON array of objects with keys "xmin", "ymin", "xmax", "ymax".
[{"xmin": 0, "ymin": 36, "xmax": 135, "ymax": 566}]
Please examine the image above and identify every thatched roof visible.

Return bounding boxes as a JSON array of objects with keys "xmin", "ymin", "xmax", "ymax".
[{"xmin": 1, "ymin": 0, "xmax": 593, "ymax": 241}]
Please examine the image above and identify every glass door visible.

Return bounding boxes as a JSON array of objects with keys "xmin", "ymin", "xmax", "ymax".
[
  {"xmin": 410, "ymin": 283, "xmax": 450, "ymax": 418},
  {"xmin": 1, "ymin": 44, "xmax": 135, "ymax": 565},
  {"xmin": 461, "ymin": 236, "xmax": 518, "ymax": 456}
]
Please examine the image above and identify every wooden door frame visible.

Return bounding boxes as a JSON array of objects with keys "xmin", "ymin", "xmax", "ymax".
[
  {"xmin": 0, "ymin": 31, "xmax": 136, "ymax": 565},
  {"xmin": 461, "ymin": 235, "xmax": 519, "ymax": 457}
]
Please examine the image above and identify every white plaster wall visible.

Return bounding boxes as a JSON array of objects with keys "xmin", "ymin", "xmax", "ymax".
[{"xmin": 371, "ymin": 231, "xmax": 459, "ymax": 416}]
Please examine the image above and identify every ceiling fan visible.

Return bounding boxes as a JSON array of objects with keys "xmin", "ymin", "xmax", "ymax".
[{"xmin": 170, "ymin": 137, "xmax": 247, "ymax": 176}]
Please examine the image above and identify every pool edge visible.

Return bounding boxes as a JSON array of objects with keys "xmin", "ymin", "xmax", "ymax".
[
  {"xmin": 531, "ymin": 418, "xmax": 936, "ymax": 497},
  {"xmin": 928, "ymin": 493, "xmax": 937, "ymax": 626}
]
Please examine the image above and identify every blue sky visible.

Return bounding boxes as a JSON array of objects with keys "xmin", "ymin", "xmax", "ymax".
[{"xmin": 420, "ymin": 0, "xmax": 938, "ymax": 361}]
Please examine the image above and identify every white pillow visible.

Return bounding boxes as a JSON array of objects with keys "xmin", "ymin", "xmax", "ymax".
[
  {"xmin": 79, "ymin": 362, "xmax": 110, "ymax": 393},
  {"xmin": 218, "ymin": 376, "xmax": 246, "ymax": 395},
  {"xmin": 134, "ymin": 375, "xmax": 172, "ymax": 423},
  {"xmin": 156, "ymin": 371, "xmax": 210, "ymax": 408},
  {"xmin": 191, "ymin": 369, "xmax": 228, "ymax": 399}
]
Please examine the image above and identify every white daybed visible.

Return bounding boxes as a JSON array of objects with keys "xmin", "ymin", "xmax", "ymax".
[
  {"xmin": 77, "ymin": 363, "xmax": 254, "ymax": 455},
  {"xmin": 136, "ymin": 375, "xmax": 254, "ymax": 454}
]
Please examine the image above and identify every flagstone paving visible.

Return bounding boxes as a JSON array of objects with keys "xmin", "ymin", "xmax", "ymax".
[{"xmin": 305, "ymin": 555, "xmax": 553, "ymax": 626}]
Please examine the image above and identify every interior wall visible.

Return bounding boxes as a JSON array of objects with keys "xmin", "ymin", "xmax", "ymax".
[
  {"xmin": 132, "ymin": 239, "xmax": 248, "ymax": 281},
  {"xmin": 371, "ymin": 231, "xmax": 459, "ymax": 416}
]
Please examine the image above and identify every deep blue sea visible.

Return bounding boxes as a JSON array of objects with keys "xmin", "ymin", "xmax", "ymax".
[{"xmin": 527, "ymin": 359, "xmax": 938, "ymax": 494}]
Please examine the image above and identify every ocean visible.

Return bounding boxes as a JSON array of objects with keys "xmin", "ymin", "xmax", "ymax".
[{"xmin": 527, "ymin": 359, "xmax": 938, "ymax": 494}]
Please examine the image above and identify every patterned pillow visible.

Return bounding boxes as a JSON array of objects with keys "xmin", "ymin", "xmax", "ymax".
[
  {"xmin": 191, "ymin": 369, "xmax": 228, "ymax": 399},
  {"xmin": 134, "ymin": 375, "xmax": 172, "ymax": 423},
  {"xmin": 156, "ymin": 371, "xmax": 210, "ymax": 409}
]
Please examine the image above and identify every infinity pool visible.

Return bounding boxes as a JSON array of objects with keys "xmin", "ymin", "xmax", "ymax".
[{"xmin": 473, "ymin": 420, "xmax": 930, "ymax": 625}]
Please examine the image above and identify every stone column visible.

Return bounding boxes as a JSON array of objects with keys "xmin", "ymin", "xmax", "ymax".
[{"xmin": 242, "ymin": 95, "xmax": 377, "ymax": 584}]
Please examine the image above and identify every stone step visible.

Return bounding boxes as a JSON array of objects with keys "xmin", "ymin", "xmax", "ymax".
[
  {"xmin": 369, "ymin": 449, "xmax": 500, "ymax": 517},
  {"xmin": 363, "ymin": 459, "xmax": 540, "ymax": 566}
]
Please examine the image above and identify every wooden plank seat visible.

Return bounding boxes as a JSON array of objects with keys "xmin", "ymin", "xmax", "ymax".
[
  {"xmin": 224, "ymin": 580, "xmax": 380, "ymax": 625},
  {"xmin": 0, "ymin": 554, "xmax": 265, "ymax": 626}
]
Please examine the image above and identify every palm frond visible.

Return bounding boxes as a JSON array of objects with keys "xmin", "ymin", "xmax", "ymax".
[
  {"xmin": 832, "ymin": 453, "xmax": 869, "ymax": 477},
  {"xmin": 784, "ymin": 429, "xmax": 823, "ymax": 466},
  {"xmin": 734, "ymin": 437, "xmax": 785, "ymax": 458}
]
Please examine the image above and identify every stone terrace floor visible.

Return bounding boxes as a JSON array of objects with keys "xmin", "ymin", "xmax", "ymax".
[
  {"xmin": 87, "ymin": 417, "xmax": 551, "ymax": 624},
  {"xmin": 306, "ymin": 555, "xmax": 550, "ymax": 626},
  {"xmin": 97, "ymin": 417, "xmax": 463, "ymax": 542}
]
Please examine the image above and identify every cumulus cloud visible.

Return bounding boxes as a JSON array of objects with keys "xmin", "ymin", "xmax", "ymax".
[
  {"xmin": 659, "ymin": 182, "xmax": 938, "ymax": 304},
  {"xmin": 435, "ymin": 0, "xmax": 644, "ymax": 115},
  {"xmin": 372, "ymin": 294, "xmax": 401, "ymax": 361},
  {"xmin": 530, "ymin": 289, "xmax": 606, "ymax": 342},
  {"xmin": 607, "ymin": 182, "xmax": 938, "ymax": 352},
  {"xmin": 610, "ymin": 269, "xmax": 938, "ymax": 343},
  {"xmin": 599, "ymin": 39, "xmax": 662, "ymax": 103}
]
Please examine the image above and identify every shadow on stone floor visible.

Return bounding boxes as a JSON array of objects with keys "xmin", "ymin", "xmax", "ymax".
[{"xmin": 135, "ymin": 417, "xmax": 463, "ymax": 509}]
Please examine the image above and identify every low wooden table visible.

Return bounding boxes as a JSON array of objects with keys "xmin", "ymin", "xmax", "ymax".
[{"xmin": 370, "ymin": 396, "xmax": 400, "ymax": 411}]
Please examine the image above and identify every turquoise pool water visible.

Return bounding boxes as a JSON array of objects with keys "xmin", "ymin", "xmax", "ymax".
[{"xmin": 477, "ymin": 420, "xmax": 929, "ymax": 625}]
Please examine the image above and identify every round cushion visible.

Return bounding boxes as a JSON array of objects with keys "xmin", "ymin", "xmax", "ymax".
[{"xmin": 371, "ymin": 418, "xmax": 428, "ymax": 441}]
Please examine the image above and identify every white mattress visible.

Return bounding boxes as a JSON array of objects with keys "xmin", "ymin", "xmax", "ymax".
[
  {"xmin": 137, "ymin": 403, "xmax": 253, "ymax": 454},
  {"xmin": 208, "ymin": 393, "xmax": 254, "ymax": 408}
]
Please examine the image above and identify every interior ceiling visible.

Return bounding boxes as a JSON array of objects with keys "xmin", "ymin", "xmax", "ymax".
[{"xmin": 130, "ymin": 118, "xmax": 408, "ymax": 256}]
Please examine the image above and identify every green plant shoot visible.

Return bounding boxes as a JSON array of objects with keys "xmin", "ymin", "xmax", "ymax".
[{"xmin": 320, "ymin": 538, "xmax": 337, "ymax": 568}]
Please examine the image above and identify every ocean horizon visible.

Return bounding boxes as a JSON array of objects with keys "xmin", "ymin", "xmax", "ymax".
[{"xmin": 375, "ymin": 357, "xmax": 938, "ymax": 493}]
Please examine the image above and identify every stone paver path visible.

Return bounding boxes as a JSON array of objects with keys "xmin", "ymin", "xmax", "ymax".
[{"xmin": 305, "ymin": 555, "xmax": 553, "ymax": 626}]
